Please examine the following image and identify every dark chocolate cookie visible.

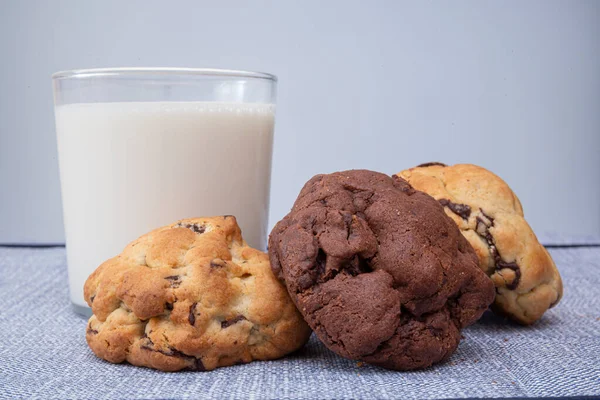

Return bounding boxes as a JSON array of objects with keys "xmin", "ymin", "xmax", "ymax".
[{"xmin": 269, "ymin": 170, "xmax": 494, "ymax": 370}]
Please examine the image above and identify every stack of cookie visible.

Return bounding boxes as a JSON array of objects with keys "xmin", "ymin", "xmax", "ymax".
[{"xmin": 84, "ymin": 164, "xmax": 562, "ymax": 372}]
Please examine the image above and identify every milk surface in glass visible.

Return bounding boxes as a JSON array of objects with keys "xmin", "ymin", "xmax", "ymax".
[{"xmin": 54, "ymin": 101, "xmax": 274, "ymax": 308}]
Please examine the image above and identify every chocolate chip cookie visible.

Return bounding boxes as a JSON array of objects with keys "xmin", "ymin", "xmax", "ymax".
[
  {"xmin": 84, "ymin": 216, "xmax": 311, "ymax": 371},
  {"xmin": 397, "ymin": 163, "xmax": 563, "ymax": 324},
  {"xmin": 269, "ymin": 170, "xmax": 494, "ymax": 370}
]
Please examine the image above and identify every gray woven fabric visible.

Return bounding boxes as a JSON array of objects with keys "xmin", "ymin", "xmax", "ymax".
[
  {"xmin": 0, "ymin": 246, "xmax": 599, "ymax": 399},
  {"xmin": 537, "ymin": 233, "xmax": 600, "ymax": 246}
]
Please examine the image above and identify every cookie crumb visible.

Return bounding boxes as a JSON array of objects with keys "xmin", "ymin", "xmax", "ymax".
[
  {"xmin": 356, "ymin": 362, "xmax": 364, "ymax": 367},
  {"xmin": 492, "ymin": 381, "xmax": 497, "ymax": 385},
  {"xmin": 503, "ymin": 338, "xmax": 509, "ymax": 342},
  {"xmin": 460, "ymin": 335, "xmax": 465, "ymax": 339}
]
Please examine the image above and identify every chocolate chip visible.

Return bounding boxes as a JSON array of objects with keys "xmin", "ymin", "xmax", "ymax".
[
  {"xmin": 221, "ymin": 315, "xmax": 246, "ymax": 329},
  {"xmin": 191, "ymin": 224, "xmax": 205, "ymax": 234},
  {"xmin": 140, "ymin": 336, "xmax": 155, "ymax": 351},
  {"xmin": 480, "ymin": 208, "xmax": 495, "ymax": 226},
  {"xmin": 476, "ymin": 217, "xmax": 488, "ymax": 235},
  {"xmin": 475, "ymin": 209, "xmax": 521, "ymax": 290},
  {"xmin": 191, "ymin": 358, "xmax": 206, "ymax": 371},
  {"xmin": 165, "ymin": 302, "xmax": 173, "ymax": 311},
  {"xmin": 417, "ymin": 162, "xmax": 447, "ymax": 168},
  {"xmin": 167, "ymin": 346, "xmax": 189, "ymax": 358},
  {"xmin": 176, "ymin": 223, "xmax": 206, "ymax": 234},
  {"xmin": 141, "ymin": 337, "xmax": 172, "ymax": 356},
  {"xmin": 89, "ymin": 295, "xmax": 96, "ymax": 304},
  {"xmin": 189, "ymin": 302, "xmax": 198, "ymax": 326},
  {"xmin": 223, "ymin": 215, "xmax": 233, "ymax": 219},
  {"xmin": 392, "ymin": 174, "xmax": 417, "ymax": 195},
  {"xmin": 86, "ymin": 322, "xmax": 98, "ymax": 335},
  {"xmin": 496, "ymin": 261, "xmax": 521, "ymax": 290},
  {"xmin": 164, "ymin": 275, "xmax": 182, "ymax": 288},
  {"xmin": 141, "ymin": 339, "xmax": 205, "ymax": 370},
  {"xmin": 439, "ymin": 199, "xmax": 471, "ymax": 220},
  {"xmin": 210, "ymin": 259, "xmax": 225, "ymax": 268}
]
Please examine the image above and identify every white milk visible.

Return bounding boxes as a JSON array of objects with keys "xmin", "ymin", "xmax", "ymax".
[{"xmin": 54, "ymin": 102, "xmax": 275, "ymax": 308}]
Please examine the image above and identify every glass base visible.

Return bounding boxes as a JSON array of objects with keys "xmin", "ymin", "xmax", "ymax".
[{"xmin": 71, "ymin": 302, "xmax": 93, "ymax": 318}]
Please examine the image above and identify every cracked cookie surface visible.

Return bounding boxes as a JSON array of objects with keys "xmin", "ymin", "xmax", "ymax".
[
  {"xmin": 84, "ymin": 216, "xmax": 311, "ymax": 371},
  {"xmin": 268, "ymin": 170, "xmax": 494, "ymax": 370},
  {"xmin": 397, "ymin": 163, "xmax": 563, "ymax": 325}
]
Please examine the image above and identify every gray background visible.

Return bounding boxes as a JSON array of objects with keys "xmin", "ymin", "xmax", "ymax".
[{"xmin": 1, "ymin": 0, "xmax": 599, "ymax": 244}]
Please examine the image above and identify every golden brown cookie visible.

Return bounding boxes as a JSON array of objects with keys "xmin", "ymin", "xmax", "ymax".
[
  {"xmin": 397, "ymin": 163, "xmax": 563, "ymax": 325},
  {"xmin": 84, "ymin": 216, "xmax": 311, "ymax": 371}
]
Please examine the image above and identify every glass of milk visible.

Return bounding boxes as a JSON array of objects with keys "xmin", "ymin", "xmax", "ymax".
[{"xmin": 52, "ymin": 68, "xmax": 276, "ymax": 316}]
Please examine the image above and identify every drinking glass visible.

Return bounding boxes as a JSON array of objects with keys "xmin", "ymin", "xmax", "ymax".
[{"xmin": 52, "ymin": 68, "xmax": 277, "ymax": 315}]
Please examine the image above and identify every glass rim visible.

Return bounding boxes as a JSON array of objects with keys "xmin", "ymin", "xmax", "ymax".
[{"xmin": 52, "ymin": 67, "xmax": 277, "ymax": 82}]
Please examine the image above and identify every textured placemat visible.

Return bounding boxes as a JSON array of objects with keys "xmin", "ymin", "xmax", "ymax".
[
  {"xmin": 537, "ymin": 232, "xmax": 600, "ymax": 247},
  {"xmin": 0, "ymin": 246, "xmax": 599, "ymax": 399}
]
